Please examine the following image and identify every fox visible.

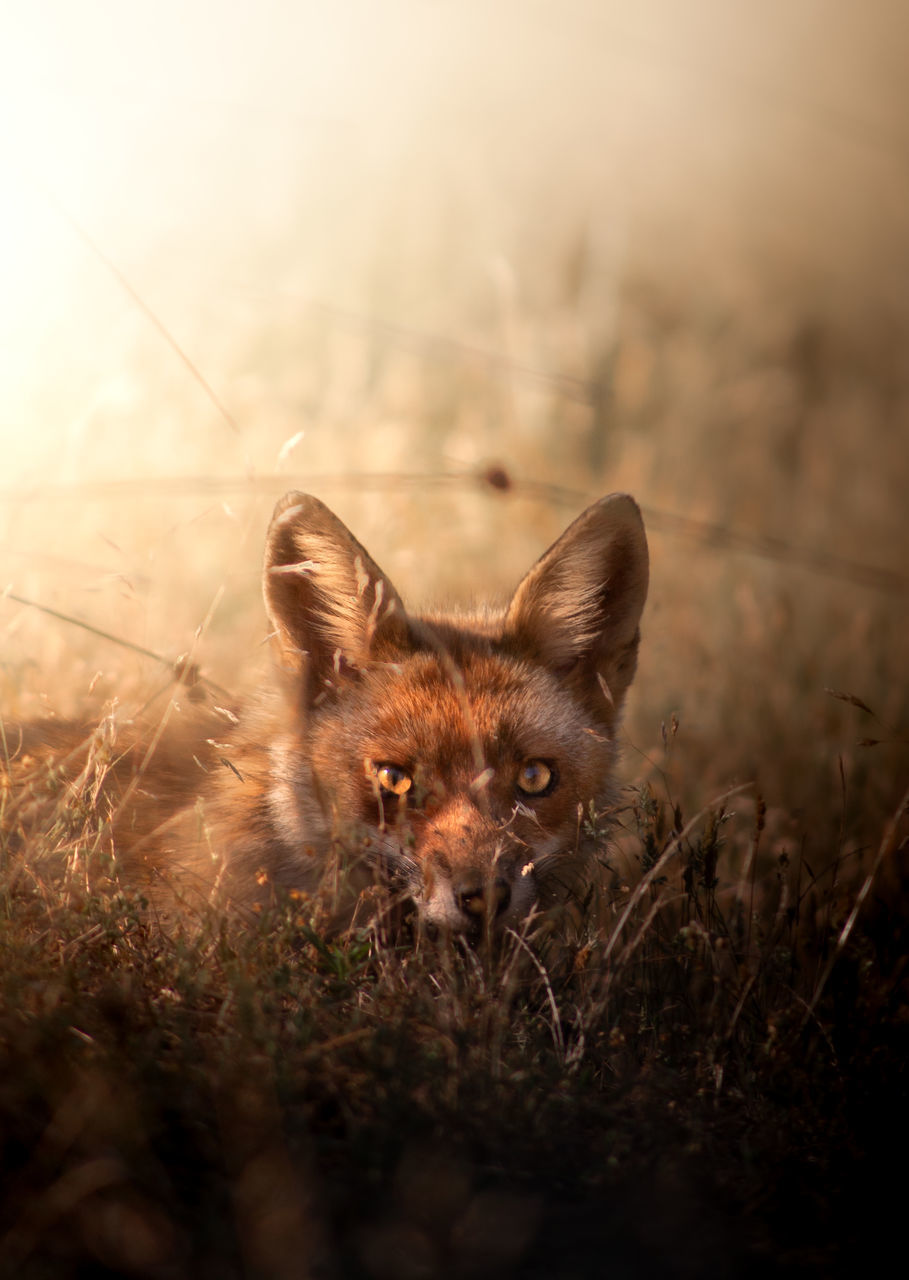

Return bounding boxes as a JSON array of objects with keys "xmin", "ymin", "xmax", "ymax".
[{"xmin": 2, "ymin": 492, "xmax": 648, "ymax": 941}]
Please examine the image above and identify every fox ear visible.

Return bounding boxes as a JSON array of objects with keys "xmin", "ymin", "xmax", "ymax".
[
  {"xmin": 504, "ymin": 494, "xmax": 649, "ymax": 721},
  {"xmin": 263, "ymin": 492, "xmax": 409, "ymax": 694}
]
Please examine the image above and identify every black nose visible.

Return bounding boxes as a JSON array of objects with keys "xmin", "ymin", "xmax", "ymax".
[{"xmin": 457, "ymin": 879, "xmax": 511, "ymax": 921}]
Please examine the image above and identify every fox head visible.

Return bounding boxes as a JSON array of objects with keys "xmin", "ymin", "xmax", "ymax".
[{"xmin": 262, "ymin": 492, "xmax": 648, "ymax": 939}]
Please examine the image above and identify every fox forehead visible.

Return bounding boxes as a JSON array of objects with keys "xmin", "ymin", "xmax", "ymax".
[{"xmin": 330, "ymin": 648, "xmax": 606, "ymax": 768}]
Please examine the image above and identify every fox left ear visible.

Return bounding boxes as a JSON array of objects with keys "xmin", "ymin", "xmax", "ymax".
[
  {"xmin": 262, "ymin": 492, "xmax": 410, "ymax": 697},
  {"xmin": 504, "ymin": 494, "xmax": 649, "ymax": 721}
]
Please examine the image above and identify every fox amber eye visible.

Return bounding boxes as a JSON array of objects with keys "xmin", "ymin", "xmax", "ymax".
[
  {"xmin": 376, "ymin": 764, "xmax": 413, "ymax": 798},
  {"xmin": 516, "ymin": 759, "xmax": 556, "ymax": 797}
]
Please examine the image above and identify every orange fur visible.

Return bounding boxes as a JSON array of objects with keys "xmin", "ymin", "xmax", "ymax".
[{"xmin": 3, "ymin": 493, "xmax": 649, "ymax": 939}]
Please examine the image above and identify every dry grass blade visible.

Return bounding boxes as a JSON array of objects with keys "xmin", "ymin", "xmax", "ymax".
[
  {"xmin": 3, "ymin": 589, "xmax": 233, "ymax": 703},
  {"xmin": 599, "ymin": 781, "xmax": 754, "ymax": 967},
  {"xmin": 506, "ymin": 928, "xmax": 566, "ymax": 1061},
  {"xmin": 825, "ymin": 688, "xmax": 876, "ymax": 717},
  {"xmin": 802, "ymin": 781, "xmax": 909, "ymax": 1027},
  {"xmin": 25, "ymin": 169, "xmax": 243, "ymax": 437}
]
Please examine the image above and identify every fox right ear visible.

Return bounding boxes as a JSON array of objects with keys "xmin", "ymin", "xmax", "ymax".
[
  {"xmin": 504, "ymin": 494, "xmax": 649, "ymax": 724},
  {"xmin": 263, "ymin": 493, "xmax": 409, "ymax": 696}
]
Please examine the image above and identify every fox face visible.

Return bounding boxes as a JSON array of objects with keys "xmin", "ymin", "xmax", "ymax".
[{"xmin": 255, "ymin": 491, "xmax": 649, "ymax": 938}]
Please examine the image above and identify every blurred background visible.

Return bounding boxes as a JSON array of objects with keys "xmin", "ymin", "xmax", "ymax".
[{"xmin": 1, "ymin": 0, "xmax": 907, "ymax": 851}]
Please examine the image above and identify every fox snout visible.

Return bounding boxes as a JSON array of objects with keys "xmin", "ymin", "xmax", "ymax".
[
  {"xmin": 407, "ymin": 799, "xmax": 537, "ymax": 937},
  {"xmin": 456, "ymin": 877, "xmax": 511, "ymax": 922},
  {"xmin": 422, "ymin": 869, "xmax": 519, "ymax": 936}
]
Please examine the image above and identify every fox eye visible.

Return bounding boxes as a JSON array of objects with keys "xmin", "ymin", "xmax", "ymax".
[
  {"xmin": 516, "ymin": 759, "xmax": 557, "ymax": 797},
  {"xmin": 375, "ymin": 764, "xmax": 413, "ymax": 798}
]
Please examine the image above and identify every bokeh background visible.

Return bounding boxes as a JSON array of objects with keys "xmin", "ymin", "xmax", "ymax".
[{"xmin": 2, "ymin": 0, "xmax": 908, "ymax": 854}]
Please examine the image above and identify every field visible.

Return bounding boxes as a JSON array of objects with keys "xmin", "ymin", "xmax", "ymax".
[{"xmin": 2, "ymin": 4, "xmax": 909, "ymax": 1276}]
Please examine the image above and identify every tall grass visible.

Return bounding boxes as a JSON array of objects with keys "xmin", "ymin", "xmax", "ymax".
[
  {"xmin": 3, "ymin": 37, "xmax": 909, "ymax": 1266},
  {"xmin": 1, "ymin": 637, "xmax": 907, "ymax": 1275}
]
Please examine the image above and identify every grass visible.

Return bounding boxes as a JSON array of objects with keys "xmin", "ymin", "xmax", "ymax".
[
  {"xmin": 1, "ymin": 678, "xmax": 907, "ymax": 1277},
  {"xmin": 2, "ymin": 143, "xmax": 909, "ymax": 1276}
]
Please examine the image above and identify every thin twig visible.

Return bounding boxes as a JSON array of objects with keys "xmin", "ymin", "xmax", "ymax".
[
  {"xmin": 3, "ymin": 590, "xmax": 232, "ymax": 703},
  {"xmin": 24, "ymin": 170, "xmax": 243, "ymax": 437},
  {"xmin": 2, "ymin": 470, "xmax": 903, "ymax": 596}
]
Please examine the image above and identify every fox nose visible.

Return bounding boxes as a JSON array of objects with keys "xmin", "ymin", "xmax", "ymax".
[{"xmin": 456, "ymin": 878, "xmax": 511, "ymax": 922}]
